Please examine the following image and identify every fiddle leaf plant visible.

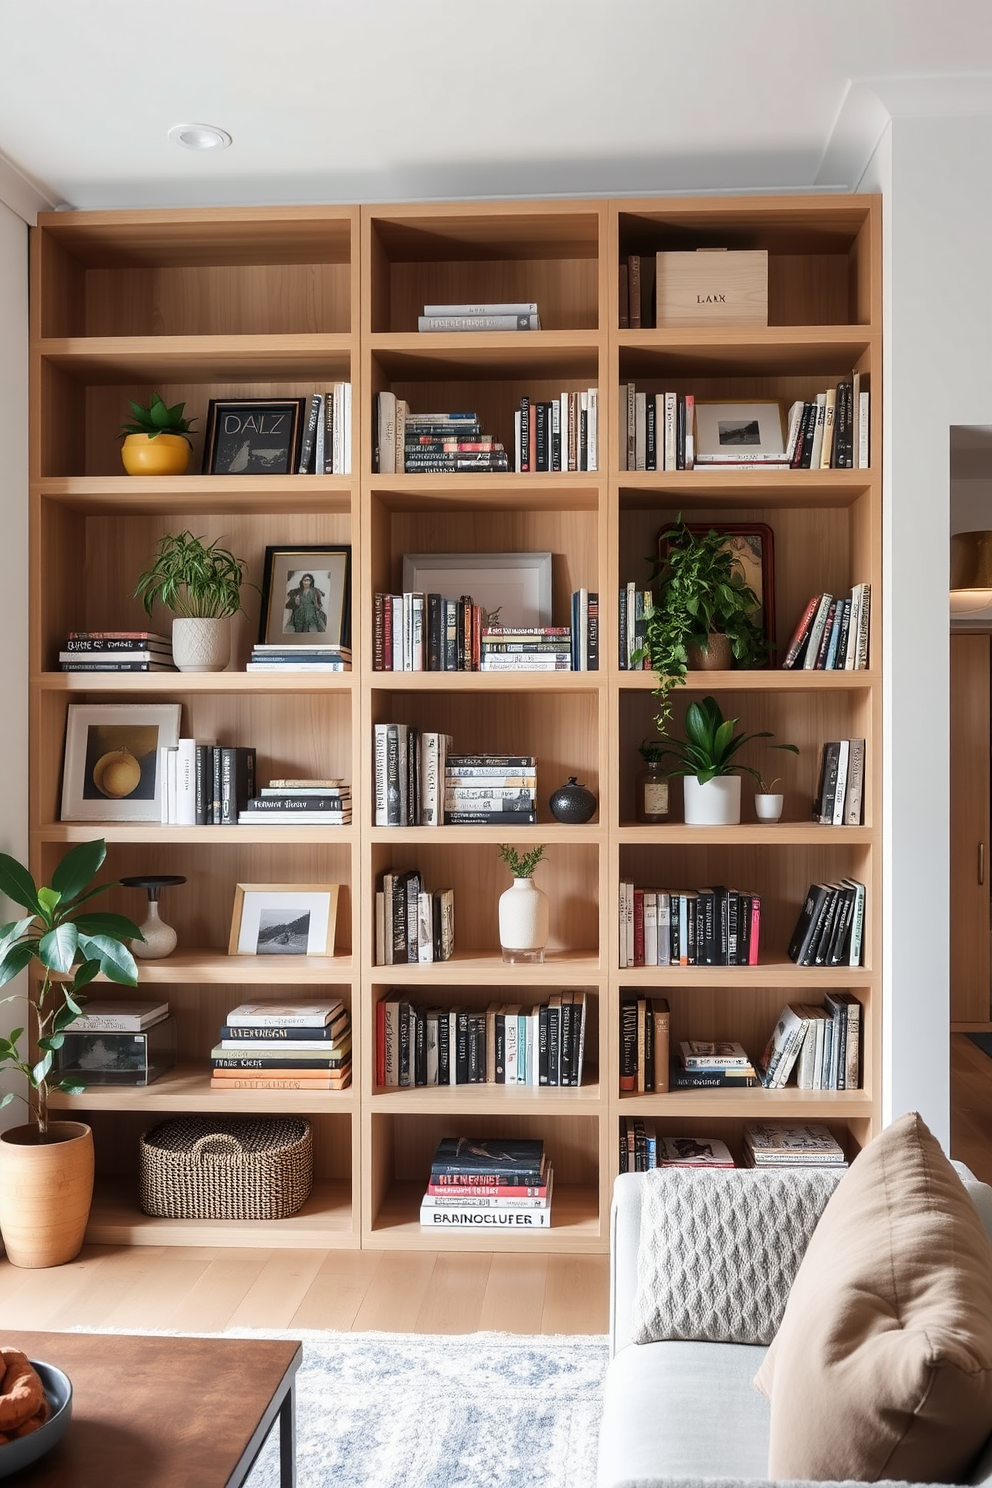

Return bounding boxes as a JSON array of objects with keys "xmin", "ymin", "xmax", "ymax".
[
  {"xmin": 0, "ymin": 839, "xmax": 142, "ymax": 1137},
  {"xmin": 134, "ymin": 529, "xmax": 253, "ymax": 620},
  {"xmin": 658, "ymin": 695, "xmax": 798, "ymax": 786}
]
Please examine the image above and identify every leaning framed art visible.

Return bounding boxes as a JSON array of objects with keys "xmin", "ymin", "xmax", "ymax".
[{"xmin": 61, "ymin": 702, "xmax": 182, "ymax": 822}]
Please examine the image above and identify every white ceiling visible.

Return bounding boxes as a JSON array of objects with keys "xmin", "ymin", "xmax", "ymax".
[{"xmin": 1, "ymin": 0, "xmax": 992, "ymax": 216}]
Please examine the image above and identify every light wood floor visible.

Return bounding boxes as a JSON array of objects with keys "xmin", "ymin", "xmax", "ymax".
[{"xmin": 2, "ymin": 1041, "xmax": 988, "ymax": 1336}]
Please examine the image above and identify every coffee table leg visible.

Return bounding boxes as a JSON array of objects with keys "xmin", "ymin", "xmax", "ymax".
[{"xmin": 279, "ymin": 1384, "xmax": 297, "ymax": 1488}]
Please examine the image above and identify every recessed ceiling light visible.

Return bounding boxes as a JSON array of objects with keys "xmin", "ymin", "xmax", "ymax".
[{"xmin": 168, "ymin": 123, "xmax": 232, "ymax": 152}]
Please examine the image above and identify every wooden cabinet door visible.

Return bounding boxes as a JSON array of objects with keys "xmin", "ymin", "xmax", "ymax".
[{"xmin": 950, "ymin": 633, "xmax": 991, "ymax": 1023}]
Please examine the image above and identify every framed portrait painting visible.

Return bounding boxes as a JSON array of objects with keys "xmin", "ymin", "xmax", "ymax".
[
  {"xmin": 258, "ymin": 545, "xmax": 352, "ymax": 649},
  {"xmin": 228, "ymin": 884, "xmax": 340, "ymax": 956},
  {"xmin": 61, "ymin": 703, "xmax": 182, "ymax": 822}
]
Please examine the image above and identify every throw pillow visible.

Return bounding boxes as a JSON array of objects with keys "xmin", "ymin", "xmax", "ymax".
[
  {"xmin": 632, "ymin": 1166, "xmax": 842, "ymax": 1346},
  {"xmin": 754, "ymin": 1111, "xmax": 992, "ymax": 1483}
]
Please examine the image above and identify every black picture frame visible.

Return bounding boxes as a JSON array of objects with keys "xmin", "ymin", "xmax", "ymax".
[
  {"xmin": 657, "ymin": 521, "xmax": 776, "ymax": 660},
  {"xmin": 202, "ymin": 398, "xmax": 306, "ymax": 476},
  {"xmin": 258, "ymin": 545, "xmax": 352, "ymax": 649}
]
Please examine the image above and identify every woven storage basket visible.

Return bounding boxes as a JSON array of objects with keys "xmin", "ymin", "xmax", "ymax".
[{"xmin": 139, "ymin": 1115, "xmax": 313, "ymax": 1220}]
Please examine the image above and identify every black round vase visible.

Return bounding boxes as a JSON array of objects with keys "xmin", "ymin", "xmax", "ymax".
[{"xmin": 549, "ymin": 777, "xmax": 597, "ymax": 825}]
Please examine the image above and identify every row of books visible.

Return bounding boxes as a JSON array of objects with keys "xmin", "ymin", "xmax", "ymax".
[
  {"xmin": 619, "ymin": 884, "xmax": 762, "ymax": 968},
  {"xmin": 417, "ymin": 301, "xmax": 542, "ymax": 333},
  {"xmin": 374, "ymin": 871, "xmax": 455, "ymax": 965},
  {"xmin": 372, "ymin": 733, "xmax": 538, "ymax": 828},
  {"xmin": 210, "ymin": 1000, "xmax": 352, "ymax": 1090},
  {"xmin": 371, "ymin": 592, "xmax": 598, "ymax": 672},
  {"xmin": 373, "ymin": 398, "xmax": 508, "ymax": 474},
  {"xmin": 238, "ymin": 779, "xmax": 352, "ymax": 827},
  {"xmin": 618, "ymin": 584, "xmax": 653, "ymax": 669},
  {"xmin": 245, "ymin": 643, "xmax": 352, "ymax": 674},
  {"xmin": 619, "ymin": 1127, "xmax": 736, "ymax": 1172},
  {"xmin": 618, "ymin": 1122, "xmax": 848, "ymax": 1173},
  {"xmin": 297, "ymin": 386, "xmax": 353, "ymax": 475},
  {"xmin": 618, "ymin": 254, "xmax": 656, "ymax": 330},
  {"xmin": 757, "ymin": 995, "xmax": 862, "ymax": 1092},
  {"xmin": 516, "ymin": 391, "xmax": 599, "ymax": 472},
  {"xmin": 788, "ymin": 880, "xmax": 866, "ymax": 967},
  {"xmin": 784, "ymin": 382, "xmax": 869, "ymax": 470},
  {"xmin": 376, "ymin": 993, "xmax": 587, "ymax": 1088},
  {"xmin": 618, "ymin": 386, "xmax": 695, "ymax": 471},
  {"xmin": 159, "ymin": 742, "xmax": 255, "ymax": 826},
  {"xmin": 813, "ymin": 740, "xmax": 866, "ymax": 826},
  {"xmin": 782, "ymin": 585, "xmax": 871, "ymax": 670},
  {"xmin": 619, "ymin": 996, "xmax": 670, "ymax": 1092},
  {"xmin": 59, "ymin": 630, "xmax": 176, "ymax": 673},
  {"xmin": 420, "ymin": 1137, "xmax": 553, "ymax": 1230}
]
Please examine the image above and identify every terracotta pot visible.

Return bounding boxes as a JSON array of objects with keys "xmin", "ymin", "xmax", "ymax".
[
  {"xmin": 686, "ymin": 632, "xmax": 733, "ymax": 670},
  {"xmin": 0, "ymin": 1121, "xmax": 94, "ymax": 1268},
  {"xmin": 120, "ymin": 432, "xmax": 190, "ymax": 476}
]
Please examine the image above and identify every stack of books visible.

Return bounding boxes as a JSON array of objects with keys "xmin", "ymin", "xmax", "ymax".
[
  {"xmin": 246, "ymin": 643, "xmax": 352, "ymax": 673},
  {"xmin": 63, "ymin": 998, "xmax": 170, "ymax": 1033},
  {"xmin": 297, "ymin": 385, "xmax": 353, "ymax": 475},
  {"xmin": 813, "ymin": 739, "xmax": 866, "ymax": 826},
  {"xmin": 418, "ymin": 301, "xmax": 541, "ymax": 332},
  {"xmin": 619, "ymin": 996, "xmax": 670, "ymax": 1093},
  {"xmin": 618, "ymin": 385, "xmax": 695, "ymax": 471},
  {"xmin": 374, "ymin": 871, "xmax": 454, "ymax": 964},
  {"xmin": 743, "ymin": 1122, "xmax": 848, "ymax": 1169},
  {"xmin": 373, "ymin": 395, "xmax": 508, "ymax": 474},
  {"xmin": 756, "ymin": 998, "xmax": 862, "ymax": 1091},
  {"xmin": 788, "ymin": 880, "xmax": 866, "ymax": 967},
  {"xmin": 373, "ymin": 725, "xmax": 452, "ymax": 827},
  {"xmin": 781, "ymin": 585, "xmax": 871, "ymax": 670},
  {"xmin": 785, "ymin": 381, "xmax": 869, "ymax": 470},
  {"xmin": 59, "ymin": 630, "xmax": 176, "ymax": 673},
  {"xmin": 160, "ymin": 741, "xmax": 255, "ymax": 826},
  {"xmin": 377, "ymin": 994, "xmax": 587, "ymax": 1087},
  {"xmin": 238, "ymin": 778, "xmax": 352, "ymax": 827},
  {"xmin": 373, "ymin": 594, "xmax": 596, "ymax": 673},
  {"xmin": 515, "ymin": 390, "xmax": 598, "ymax": 472},
  {"xmin": 672, "ymin": 1039, "xmax": 759, "ymax": 1090},
  {"xmin": 443, "ymin": 753, "xmax": 537, "ymax": 826},
  {"xmin": 57, "ymin": 999, "xmax": 176, "ymax": 1086},
  {"xmin": 618, "ymin": 884, "xmax": 762, "ymax": 968},
  {"xmin": 479, "ymin": 627, "xmax": 572, "ymax": 673},
  {"xmin": 210, "ymin": 1000, "xmax": 352, "ymax": 1090},
  {"xmin": 419, "ymin": 1136, "xmax": 553, "ymax": 1231}
]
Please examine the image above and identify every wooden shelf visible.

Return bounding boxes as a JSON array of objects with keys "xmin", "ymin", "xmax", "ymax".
[
  {"xmin": 38, "ymin": 823, "xmax": 359, "ymax": 845},
  {"xmin": 39, "ymin": 671, "xmax": 355, "ymax": 694},
  {"xmin": 367, "ymin": 1180, "xmax": 601, "ymax": 1252},
  {"xmin": 617, "ymin": 325, "xmax": 877, "ymax": 376},
  {"xmin": 616, "ymin": 469, "xmax": 871, "ymax": 509},
  {"xmin": 617, "ymin": 668, "xmax": 877, "ymax": 692},
  {"xmin": 370, "ymin": 1081, "xmax": 602, "ymax": 1112},
  {"xmin": 369, "ymin": 950, "xmax": 604, "ymax": 984},
  {"xmin": 616, "ymin": 824, "xmax": 872, "ymax": 845},
  {"xmin": 370, "ymin": 331, "xmax": 599, "ymax": 380},
  {"xmin": 53, "ymin": 951, "xmax": 355, "ymax": 984},
  {"xmin": 613, "ymin": 1086, "xmax": 873, "ymax": 1116},
  {"xmin": 616, "ymin": 959, "xmax": 874, "ymax": 987},
  {"xmin": 35, "ymin": 334, "xmax": 354, "ymax": 382},
  {"xmin": 82, "ymin": 1177, "xmax": 356, "ymax": 1249},
  {"xmin": 368, "ymin": 472, "xmax": 601, "ymax": 512},
  {"xmin": 37, "ymin": 475, "xmax": 355, "ymax": 515},
  {"xmin": 49, "ymin": 1063, "xmax": 357, "ymax": 1112}
]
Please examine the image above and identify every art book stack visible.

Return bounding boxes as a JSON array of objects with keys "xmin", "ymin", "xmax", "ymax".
[
  {"xmin": 56, "ymin": 999, "xmax": 176, "ymax": 1087},
  {"xmin": 246, "ymin": 642, "xmax": 351, "ymax": 673},
  {"xmin": 444, "ymin": 753, "xmax": 537, "ymax": 826},
  {"xmin": 59, "ymin": 630, "xmax": 176, "ymax": 673},
  {"xmin": 756, "ymin": 997, "xmax": 862, "ymax": 1091},
  {"xmin": 210, "ymin": 1000, "xmax": 352, "ymax": 1090},
  {"xmin": 377, "ymin": 994, "xmax": 587, "ymax": 1087},
  {"xmin": 619, "ymin": 1128, "xmax": 736, "ymax": 1173},
  {"xmin": 419, "ymin": 1136, "xmax": 553, "ymax": 1231},
  {"xmin": 671, "ymin": 1038, "xmax": 758, "ymax": 1090},
  {"xmin": 743, "ymin": 1122, "xmax": 848, "ymax": 1169},
  {"xmin": 374, "ymin": 871, "xmax": 454, "ymax": 965},
  {"xmin": 373, "ymin": 395, "xmax": 509, "ymax": 474},
  {"xmin": 238, "ymin": 778, "xmax": 352, "ymax": 827},
  {"xmin": 418, "ymin": 301, "xmax": 541, "ymax": 332}
]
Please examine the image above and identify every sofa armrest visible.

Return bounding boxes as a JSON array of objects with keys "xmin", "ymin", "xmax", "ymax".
[{"xmin": 610, "ymin": 1172, "xmax": 644, "ymax": 1357}]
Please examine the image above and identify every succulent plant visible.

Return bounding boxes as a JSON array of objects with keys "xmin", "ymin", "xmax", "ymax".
[{"xmin": 120, "ymin": 393, "xmax": 196, "ymax": 445}]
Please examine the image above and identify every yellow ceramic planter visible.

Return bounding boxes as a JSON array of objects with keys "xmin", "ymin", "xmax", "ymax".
[{"xmin": 120, "ymin": 432, "xmax": 190, "ymax": 476}]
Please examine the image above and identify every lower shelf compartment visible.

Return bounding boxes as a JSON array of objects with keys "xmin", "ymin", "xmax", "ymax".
[
  {"xmin": 365, "ymin": 1179, "xmax": 604, "ymax": 1253},
  {"xmin": 84, "ymin": 1177, "xmax": 357, "ymax": 1248}
]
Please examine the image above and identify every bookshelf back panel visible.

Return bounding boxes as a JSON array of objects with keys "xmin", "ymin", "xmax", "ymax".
[
  {"xmin": 373, "ymin": 1110, "xmax": 600, "ymax": 1187},
  {"xmin": 384, "ymin": 259, "xmax": 599, "ymax": 334},
  {"xmin": 80, "ymin": 264, "xmax": 352, "ymax": 338},
  {"xmin": 83, "ymin": 1109, "xmax": 353, "ymax": 1183}
]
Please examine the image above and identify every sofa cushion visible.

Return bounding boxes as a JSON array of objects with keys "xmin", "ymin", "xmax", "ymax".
[
  {"xmin": 755, "ymin": 1111, "xmax": 992, "ymax": 1482},
  {"xmin": 632, "ymin": 1166, "xmax": 842, "ymax": 1346}
]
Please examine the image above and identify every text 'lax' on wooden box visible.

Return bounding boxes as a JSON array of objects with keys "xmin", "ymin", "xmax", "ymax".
[{"xmin": 655, "ymin": 249, "xmax": 768, "ymax": 327}]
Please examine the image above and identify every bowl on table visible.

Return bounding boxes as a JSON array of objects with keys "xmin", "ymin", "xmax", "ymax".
[{"xmin": 0, "ymin": 1361, "xmax": 72, "ymax": 1478}]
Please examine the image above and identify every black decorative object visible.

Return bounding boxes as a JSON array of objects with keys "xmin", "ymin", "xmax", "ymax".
[{"xmin": 549, "ymin": 777, "xmax": 596, "ymax": 824}]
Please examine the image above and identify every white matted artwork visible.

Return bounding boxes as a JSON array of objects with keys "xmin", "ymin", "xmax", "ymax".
[
  {"xmin": 228, "ymin": 883, "xmax": 340, "ymax": 957},
  {"xmin": 61, "ymin": 702, "xmax": 182, "ymax": 822},
  {"xmin": 693, "ymin": 401, "xmax": 785, "ymax": 457},
  {"xmin": 401, "ymin": 552, "xmax": 553, "ymax": 627}
]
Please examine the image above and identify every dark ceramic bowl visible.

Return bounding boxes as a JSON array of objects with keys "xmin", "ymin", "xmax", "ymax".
[{"xmin": 0, "ymin": 1361, "xmax": 72, "ymax": 1478}]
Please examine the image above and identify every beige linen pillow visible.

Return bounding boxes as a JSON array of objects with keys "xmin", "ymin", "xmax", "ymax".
[{"xmin": 754, "ymin": 1112, "xmax": 992, "ymax": 1483}]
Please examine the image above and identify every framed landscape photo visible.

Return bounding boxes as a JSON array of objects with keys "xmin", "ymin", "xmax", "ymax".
[
  {"xmin": 657, "ymin": 521, "xmax": 776, "ymax": 654},
  {"xmin": 401, "ymin": 551, "xmax": 553, "ymax": 627},
  {"xmin": 61, "ymin": 702, "xmax": 182, "ymax": 822},
  {"xmin": 693, "ymin": 400, "xmax": 785, "ymax": 458},
  {"xmin": 258, "ymin": 545, "xmax": 352, "ymax": 648},
  {"xmin": 203, "ymin": 398, "xmax": 306, "ymax": 476},
  {"xmin": 228, "ymin": 884, "xmax": 340, "ymax": 957}
]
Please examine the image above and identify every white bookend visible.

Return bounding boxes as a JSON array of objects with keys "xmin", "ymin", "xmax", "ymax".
[
  {"xmin": 858, "ymin": 389, "xmax": 870, "ymax": 468},
  {"xmin": 175, "ymin": 737, "xmax": 197, "ymax": 827}
]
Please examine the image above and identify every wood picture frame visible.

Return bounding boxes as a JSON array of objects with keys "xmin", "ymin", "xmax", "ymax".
[
  {"xmin": 228, "ymin": 883, "xmax": 340, "ymax": 956},
  {"xmin": 60, "ymin": 702, "xmax": 182, "ymax": 822},
  {"xmin": 258, "ymin": 545, "xmax": 352, "ymax": 649},
  {"xmin": 203, "ymin": 398, "xmax": 306, "ymax": 475},
  {"xmin": 657, "ymin": 521, "xmax": 776, "ymax": 657},
  {"xmin": 401, "ymin": 551, "xmax": 553, "ymax": 627}
]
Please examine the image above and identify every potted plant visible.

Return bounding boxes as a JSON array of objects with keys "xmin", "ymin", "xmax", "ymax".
[
  {"xmin": 635, "ymin": 738, "xmax": 669, "ymax": 823},
  {"xmin": 639, "ymin": 518, "xmax": 767, "ymax": 733},
  {"xmin": 119, "ymin": 393, "xmax": 197, "ymax": 476},
  {"xmin": 753, "ymin": 772, "xmax": 786, "ymax": 823},
  {"xmin": 0, "ymin": 838, "xmax": 142, "ymax": 1267},
  {"xmin": 133, "ymin": 529, "xmax": 253, "ymax": 672},
  {"xmin": 497, "ymin": 844, "xmax": 549, "ymax": 964},
  {"xmin": 659, "ymin": 695, "xmax": 798, "ymax": 826}
]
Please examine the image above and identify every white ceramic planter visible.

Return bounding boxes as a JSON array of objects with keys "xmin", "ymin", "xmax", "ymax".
[
  {"xmin": 132, "ymin": 899, "xmax": 178, "ymax": 959},
  {"xmin": 172, "ymin": 616, "xmax": 231, "ymax": 672},
  {"xmin": 754, "ymin": 792, "xmax": 785, "ymax": 823},
  {"xmin": 683, "ymin": 774, "xmax": 741, "ymax": 826},
  {"xmin": 498, "ymin": 876, "xmax": 550, "ymax": 964}
]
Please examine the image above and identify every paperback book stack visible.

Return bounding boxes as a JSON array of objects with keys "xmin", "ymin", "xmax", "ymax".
[
  {"xmin": 160, "ymin": 741, "xmax": 256, "ymax": 826},
  {"xmin": 373, "ymin": 394, "xmax": 508, "ymax": 474},
  {"xmin": 297, "ymin": 384, "xmax": 353, "ymax": 474},
  {"xmin": 374, "ymin": 870, "xmax": 454, "ymax": 964},
  {"xmin": 756, "ymin": 997, "xmax": 862, "ymax": 1091},
  {"xmin": 672, "ymin": 1039, "xmax": 759, "ymax": 1090},
  {"xmin": 377, "ymin": 993, "xmax": 587, "ymax": 1087},
  {"xmin": 743, "ymin": 1122, "xmax": 848, "ymax": 1169},
  {"xmin": 813, "ymin": 739, "xmax": 866, "ymax": 826},
  {"xmin": 419, "ymin": 1136, "xmax": 553, "ymax": 1231},
  {"xmin": 618, "ymin": 996, "xmax": 670, "ymax": 1093},
  {"xmin": 418, "ymin": 301, "xmax": 541, "ymax": 333},
  {"xmin": 618, "ymin": 884, "xmax": 762, "ymax": 968},
  {"xmin": 444, "ymin": 753, "xmax": 537, "ymax": 826},
  {"xmin": 59, "ymin": 630, "xmax": 176, "ymax": 673},
  {"xmin": 246, "ymin": 643, "xmax": 352, "ymax": 673},
  {"xmin": 210, "ymin": 1000, "xmax": 352, "ymax": 1090},
  {"xmin": 618, "ymin": 384, "xmax": 696, "ymax": 471},
  {"xmin": 781, "ymin": 585, "xmax": 871, "ymax": 670},
  {"xmin": 515, "ymin": 389, "xmax": 599, "ymax": 472},
  {"xmin": 788, "ymin": 880, "xmax": 866, "ymax": 967},
  {"xmin": 238, "ymin": 778, "xmax": 352, "ymax": 827}
]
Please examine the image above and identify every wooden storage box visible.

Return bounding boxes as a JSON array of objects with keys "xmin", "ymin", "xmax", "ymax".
[{"xmin": 655, "ymin": 249, "xmax": 768, "ymax": 326}]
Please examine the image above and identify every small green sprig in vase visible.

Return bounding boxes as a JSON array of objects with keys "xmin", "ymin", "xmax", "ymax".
[{"xmin": 497, "ymin": 844, "xmax": 549, "ymax": 964}]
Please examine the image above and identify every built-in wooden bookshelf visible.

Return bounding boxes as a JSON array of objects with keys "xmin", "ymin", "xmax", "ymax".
[{"xmin": 30, "ymin": 193, "xmax": 881, "ymax": 1254}]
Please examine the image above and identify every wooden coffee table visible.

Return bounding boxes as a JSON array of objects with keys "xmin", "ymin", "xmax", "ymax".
[{"xmin": 3, "ymin": 1330, "xmax": 302, "ymax": 1487}]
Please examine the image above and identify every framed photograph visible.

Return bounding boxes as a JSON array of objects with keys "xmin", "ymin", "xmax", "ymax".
[
  {"xmin": 657, "ymin": 522, "xmax": 776, "ymax": 652},
  {"xmin": 401, "ymin": 552, "xmax": 553, "ymax": 627},
  {"xmin": 203, "ymin": 398, "xmax": 306, "ymax": 475},
  {"xmin": 693, "ymin": 400, "xmax": 785, "ymax": 458},
  {"xmin": 258, "ymin": 545, "xmax": 352, "ymax": 648},
  {"xmin": 228, "ymin": 884, "xmax": 340, "ymax": 957},
  {"xmin": 61, "ymin": 703, "xmax": 182, "ymax": 822}
]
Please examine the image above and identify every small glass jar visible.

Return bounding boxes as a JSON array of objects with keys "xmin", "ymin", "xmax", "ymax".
[{"xmin": 636, "ymin": 759, "xmax": 670, "ymax": 823}]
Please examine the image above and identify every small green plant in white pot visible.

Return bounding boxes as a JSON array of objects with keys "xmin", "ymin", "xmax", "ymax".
[
  {"xmin": 659, "ymin": 696, "xmax": 798, "ymax": 826},
  {"xmin": 753, "ymin": 773, "xmax": 786, "ymax": 823},
  {"xmin": 133, "ymin": 529, "xmax": 253, "ymax": 672},
  {"xmin": 497, "ymin": 844, "xmax": 549, "ymax": 964}
]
